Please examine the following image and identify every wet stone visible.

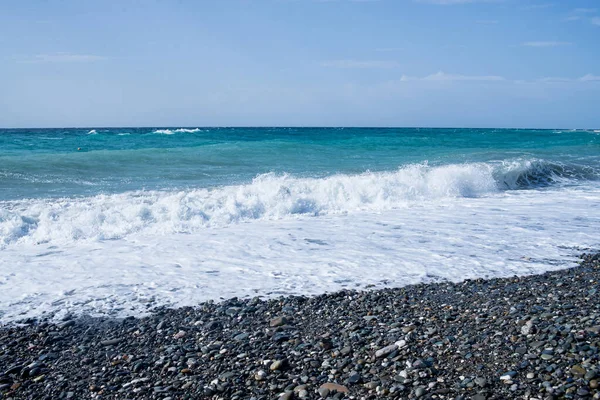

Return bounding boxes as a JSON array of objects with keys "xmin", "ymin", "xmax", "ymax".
[
  {"xmin": 348, "ymin": 373, "xmax": 361, "ymax": 384},
  {"xmin": 270, "ymin": 359, "xmax": 287, "ymax": 371},
  {"xmin": 578, "ymin": 388, "xmax": 590, "ymax": 396},
  {"xmin": 219, "ymin": 371, "xmax": 235, "ymax": 381},
  {"xmin": 100, "ymin": 338, "xmax": 123, "ymax": 346},
  {"xmin": 272, "ymin": 333, "xmax": 290, "ymax": 343},
  {"xmin": 279, "ymin": 390, "xmax": 293, "ymax": 400},
  {"xmin": 319, "ymin": 383, "xmax": 349, "ymax": 394},
  {"xmin": 233, "ymin": 332, "xmax": 249, "ymax": 341},
  {"xmin": 205, "ymin": 320, "xmax": 222, "ymax": 331},
  {"xmin": 375, "ymin": 344, "xmax": 397, "ymax": 358},
  {"xmin": 474, "ymin": 377, "xmax": 487, "ymax": 387},
  {"xmin": 318, "ymin": 387, "xmax": 330, "ymax": 398},
  {"xmin": 500, "ymin": 371, "xmax": 517, "ymax": 381},
  {"xmin": 571, "ymin": 365, "xmax": 586, "ymax": 378},
  {"xmin": 586, "ymin": 371, "xmax": 598, "ymax": 380},
  {"xmin": 270, "ymin": 316, "xmax": 290, "ymax": 327},
  {"xmin": 3, "ymin": 365, "xmax": 23, "ymax": 375}
]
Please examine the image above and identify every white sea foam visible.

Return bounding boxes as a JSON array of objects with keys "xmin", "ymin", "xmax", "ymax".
[
  {"xmin": 87, "ymin": 129, "xmax": 97, "ymax": 135},
  {"xmin": 0, "ymin": 161, "xmax": 598, "ymax": 322},
  {"xmin": 152, "ymin": 128, "xmax": 202, "ymax": 135},
  {"xmin": 153, "ymin": 129, "xmax": 176, "ymax": 135}
]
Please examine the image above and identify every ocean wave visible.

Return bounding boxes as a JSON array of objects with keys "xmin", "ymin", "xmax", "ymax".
[
  {"xmin": 36, "ymin": 136, "xmax": 64, "ymax": 140},
  {"xmin": 87, "ymin": 129, "xmax": 97, "ymax": 135},
  {"xmin": 495, "ymin": 159, "xmax": 598, "ymax": 189},
  {"xmin": 152, "ymin": 128, "xmax": 202, "ymax": 135},
  {"xmin": 0, "ymin": 159, "xmax": 596, "ymax": 247}
]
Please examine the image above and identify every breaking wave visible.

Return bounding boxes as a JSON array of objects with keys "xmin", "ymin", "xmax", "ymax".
[
  {"xmin": 152, "ymin": 128, "xmax": 203, "ymax": 135},
  {"xmin": 0, "ymin": 159, "xmax": 597, "ymax": 247},
  {"xmin": 494, "ymin": 159, "xmax": 598, "ymax": 189}
]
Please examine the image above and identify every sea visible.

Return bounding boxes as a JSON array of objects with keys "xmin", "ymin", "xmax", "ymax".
[{"xmin": 1, "ymin": 127, "xmax": 599, "ymax": 322}]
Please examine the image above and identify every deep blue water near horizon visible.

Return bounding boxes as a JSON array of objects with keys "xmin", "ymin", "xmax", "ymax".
[{"xmin": 1, "ymin": 126, "xmax": 599, "ymax": 201}]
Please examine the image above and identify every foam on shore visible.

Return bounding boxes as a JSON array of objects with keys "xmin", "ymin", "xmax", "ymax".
[{"xmin": 0, "ymin": 178, "xmax": 598, "ymax": 322}]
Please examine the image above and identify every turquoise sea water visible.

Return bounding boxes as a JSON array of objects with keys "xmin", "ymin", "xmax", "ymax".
[
  {"xmin": 1, "ymin": 127, "xmax": 599, "ymax": 321},
  {"xmin": 1, "ymin": 127, "xmax": 599, "ymax": 201}
]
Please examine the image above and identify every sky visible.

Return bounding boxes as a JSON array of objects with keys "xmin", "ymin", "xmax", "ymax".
[{"xmin": 1, "ymin": 0, "xmax": 599, "ymax": 128}]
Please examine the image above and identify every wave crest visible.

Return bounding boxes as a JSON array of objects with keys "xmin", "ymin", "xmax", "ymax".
[
  {"xmin": 152, "ymin": 128, "xmax": 202, "ymax": 135},
  {"xmin": 0, "ymin": 160, "xmax": 596, "ymax": 247},
  {"xmin": 496, "ymin": 159, "xmax": 597, "ymax": 189}
]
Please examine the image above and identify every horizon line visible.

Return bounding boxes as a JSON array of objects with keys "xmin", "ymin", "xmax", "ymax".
[{"xmin": 1, "ymin": 125, "xmax": 599, "ymax": 131}]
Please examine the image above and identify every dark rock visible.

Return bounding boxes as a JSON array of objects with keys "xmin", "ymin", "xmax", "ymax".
[
  {"xmin": 272, "ymin": 333, "xmax": 290, "ymax": 343},
  {"xmin": 348, "ymin": 373, "xmax": 361, "ymax": 384},
  {"xmin": 3, "ymin": 365, "xmax": 23, "ymax": 375},
  {"xmin": 270, "ymin": 316, "xmax": 290, "ymax": 327},
  {"xmin": 205, "ymin": 320, "xmax": 222, "ymax": 331},
  {"xmin": 100, "ymin": 338, "xmax": 123, "ymax": 346}
]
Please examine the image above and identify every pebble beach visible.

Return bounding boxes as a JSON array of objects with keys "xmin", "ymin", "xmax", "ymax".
[{"xmin": 1, "ymin": 253, "xmax": 599, "ymax": 400}]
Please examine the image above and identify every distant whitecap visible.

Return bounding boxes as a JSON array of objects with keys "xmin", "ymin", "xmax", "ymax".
[{"xmin": 152, "ymin": 128, "xmax": 202, "ymax": 134}]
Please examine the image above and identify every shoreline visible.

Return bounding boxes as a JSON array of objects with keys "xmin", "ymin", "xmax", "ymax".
[{"xmin": 0, "ymin": 253, "xmax": 599, "ymax": 399}]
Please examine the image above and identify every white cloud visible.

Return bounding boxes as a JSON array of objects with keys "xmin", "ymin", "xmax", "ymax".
[
  {"xmin": 522, "ymin": 41, "xmax": 572, "ymax": 47},
  {"xmin": 397, "ymin": 72, "xmax": 599, "ymax": 84},
  {"xmin": 423, "ymin": 71, "xmax": 505, "ymax": 81},
  {"xmin": 537, "ymin": 75, "xmax": 600, "ymax": 83},
  {"xmin": 580, "ymin": 74, "xmax": 600, "ymax": 82},
  {"xmin": 30, "ymin": 53, "xmax": 107, "ymax": 63},
  {"xmin": 565, "ymin": 9, "xmax": 600, "ymax": 26},
  {"xmin": 321, "ymin": 60, "xmax": 399, "ymax": 68},
  {"xmin": 538, "ymin": 77, "xmax": 573, "ymax": 82},
  {"xmin": 399, "ymin": 71, "xmax": 505, "ymax": 82}
]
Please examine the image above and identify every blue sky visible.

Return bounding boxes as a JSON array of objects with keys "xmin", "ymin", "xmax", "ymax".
[{"xmin": 1, "ymin": 0, "xmax": 599, "ymax": 128}]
